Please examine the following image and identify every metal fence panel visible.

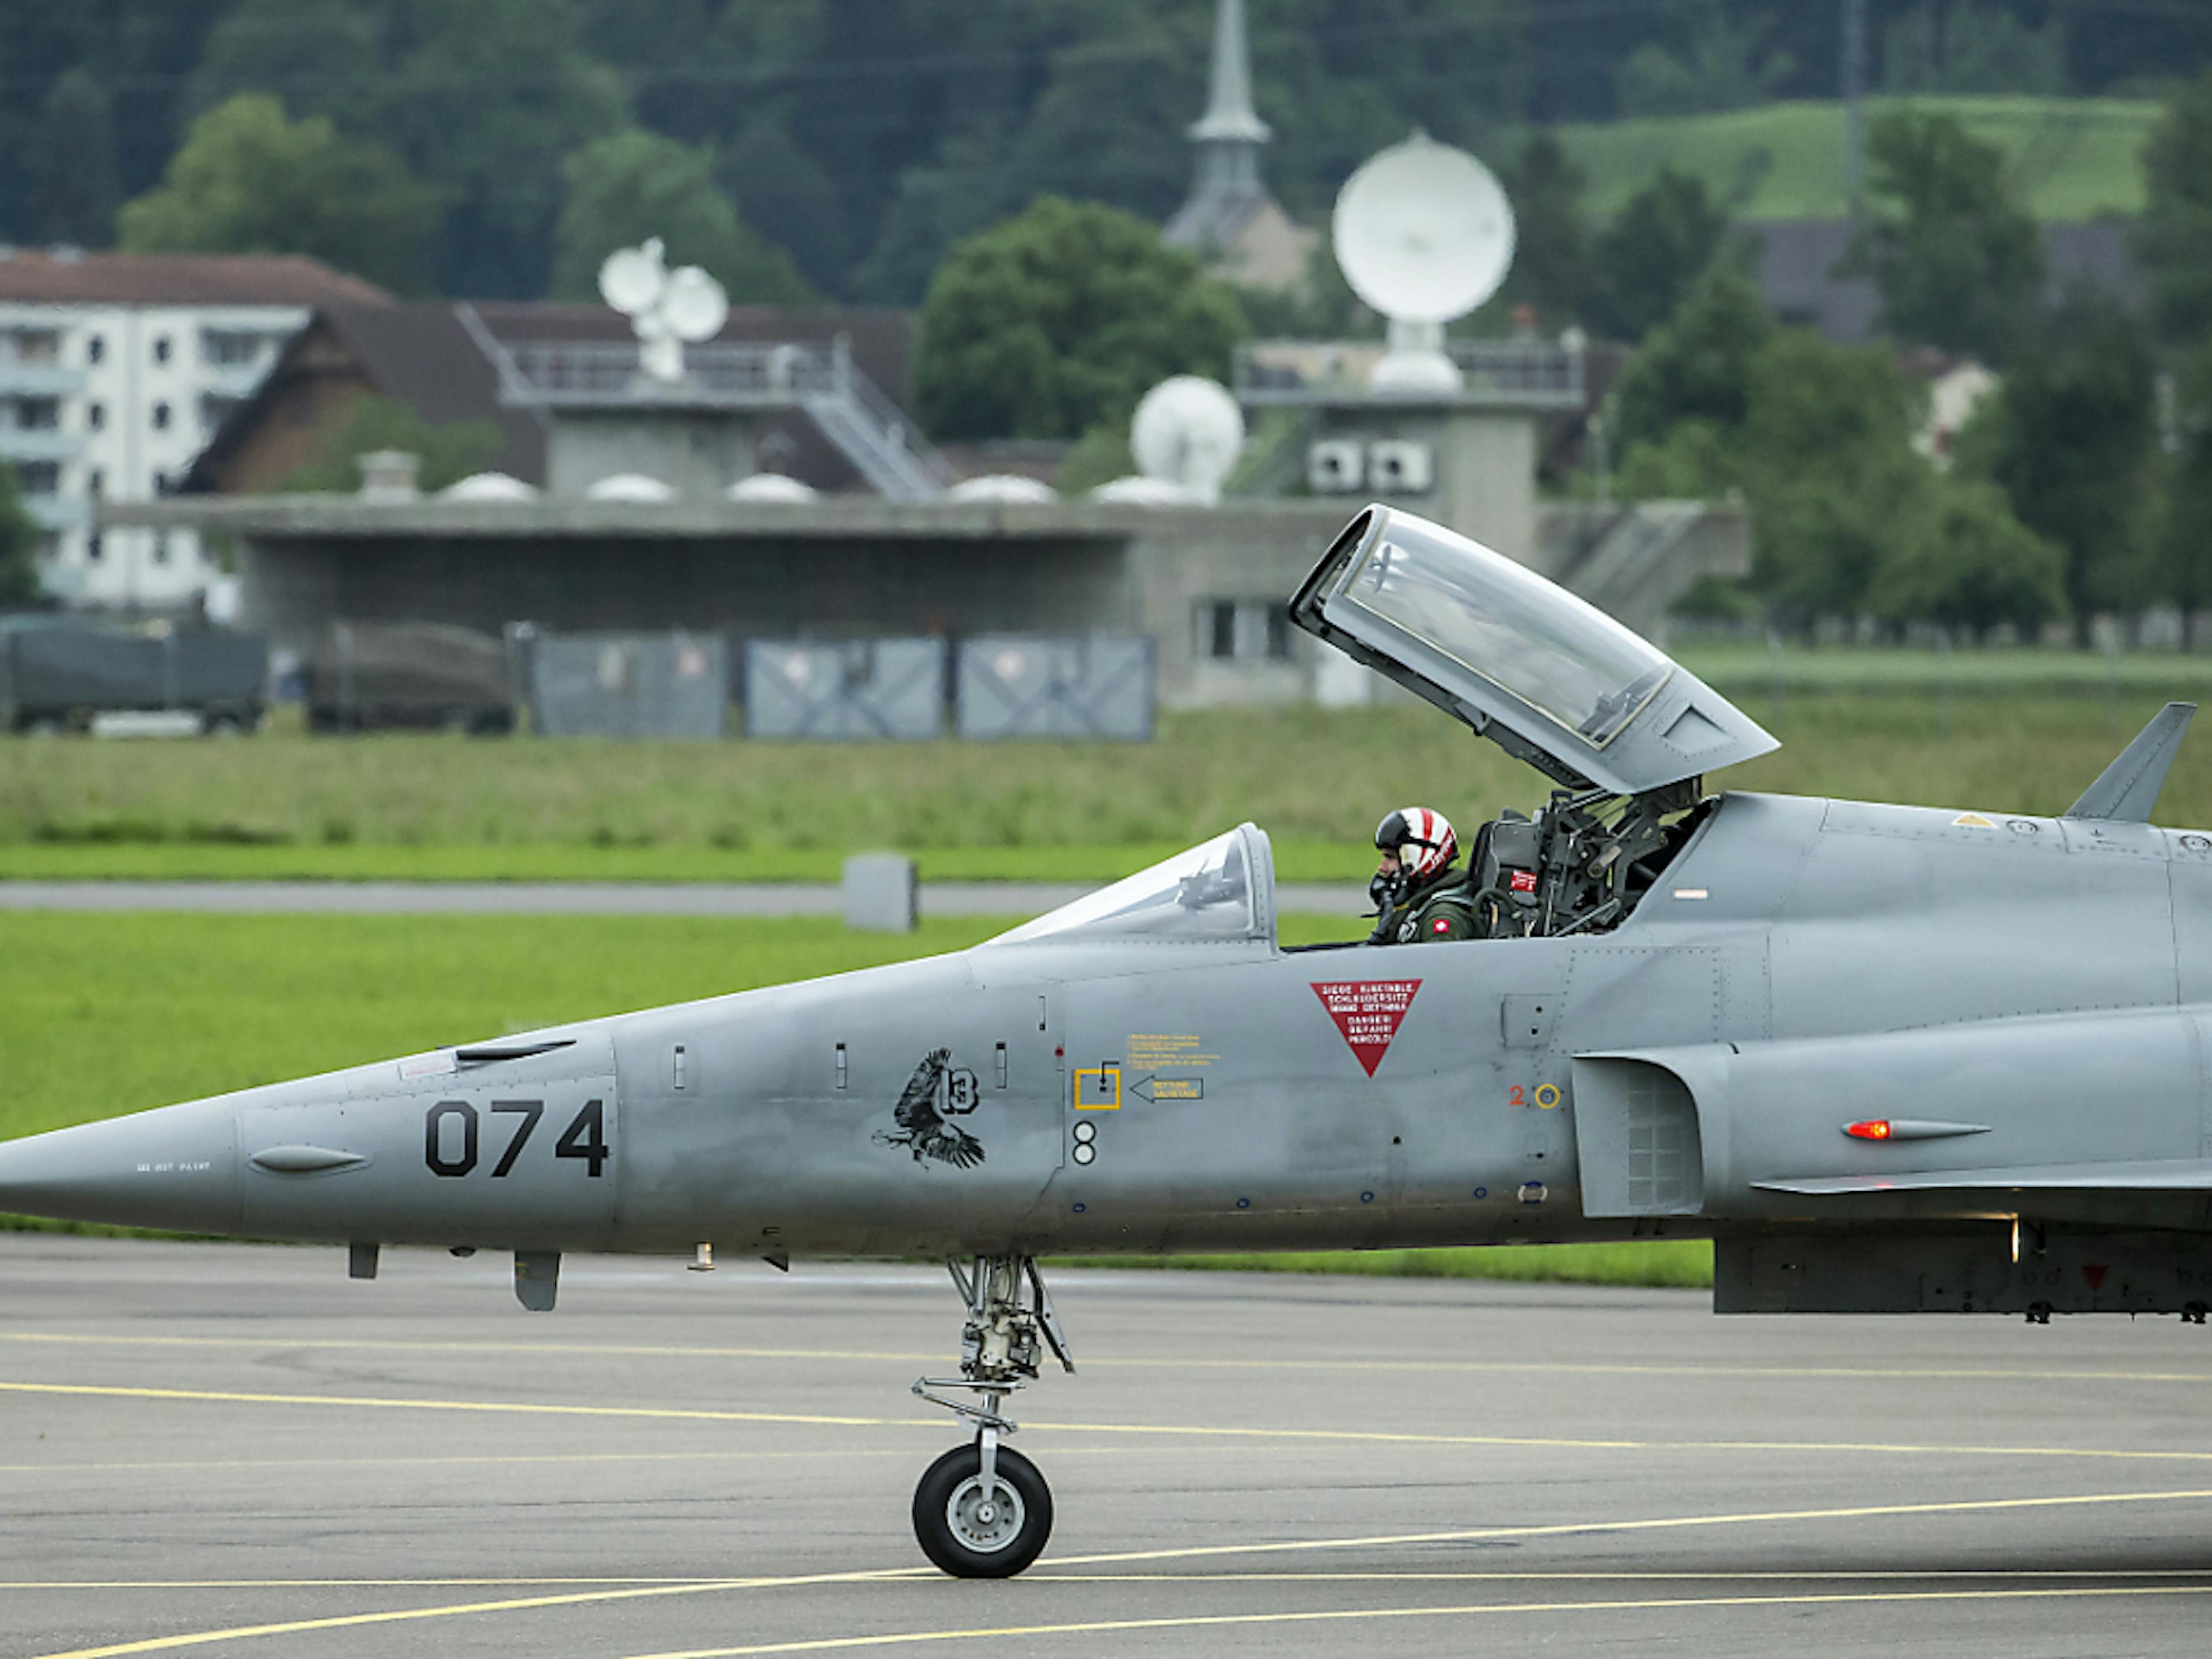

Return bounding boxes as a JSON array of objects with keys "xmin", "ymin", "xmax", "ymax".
[
  {"xmin": 530, "ymin": 632, "xmax": 728, "ymax": 739},
  {"xmin": 955, "ymin": 635, "xmax": 1156, "ymax": 741},
  {"xmin": 743, "ymin": 640, "xmax": 945, "ymax": 740}
]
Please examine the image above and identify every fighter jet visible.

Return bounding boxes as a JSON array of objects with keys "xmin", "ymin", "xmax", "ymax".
[{"xmin": 2, "ymin": 504, "xmax": 2208, "ymax": 1578}]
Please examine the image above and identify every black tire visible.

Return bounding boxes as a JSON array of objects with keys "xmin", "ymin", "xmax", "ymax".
[{"xmin": 911, "ymin": 1443, "xmax": 1051, "ymax": 1578}]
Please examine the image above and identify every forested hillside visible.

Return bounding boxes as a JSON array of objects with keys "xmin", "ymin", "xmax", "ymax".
[{"xmin": 1, "ymin": 1, "xmax": 2204, "ymax": 304}]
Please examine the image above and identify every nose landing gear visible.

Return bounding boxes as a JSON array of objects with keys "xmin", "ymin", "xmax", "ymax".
[{"xmin": 909, "ymin": 1255, "xmax": 1073, "ymax": 1577}]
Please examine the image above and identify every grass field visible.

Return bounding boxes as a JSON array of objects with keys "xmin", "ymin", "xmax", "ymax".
[
  {"xmin": 1553, "ymin": 94, "xmax": 2157, "ymax": 222},
  {"xmin": 0, "ymin": 910, "xmax": 1706, "ymax": 1286},
  {"xmin": 7, "ymin": 673, "xmax": 2212, "ymax": 882}
]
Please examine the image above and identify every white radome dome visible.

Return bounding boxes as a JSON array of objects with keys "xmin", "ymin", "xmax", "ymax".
[
  {"xmin": 947, "ymin": 474, "xmax": 1059, "ymax": 504},
  {"xmin": 585, "ymin": 473, "xmax": 677, "ymax": 503},
  {"xmin": 440, "ymin": 472, "xmax": 540, "ymax": 502},
  {"xmin": 1090, "ymin": 475, "xmax": 1194, "ymax": 505},
  {"xmin": 725, "ymin": 473, "xmax": 819, "ymax": 502}
]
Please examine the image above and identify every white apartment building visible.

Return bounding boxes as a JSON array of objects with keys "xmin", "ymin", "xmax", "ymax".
[{"xmin": 0, "ymin": 250, "xmax": 387, "ymax": 612}]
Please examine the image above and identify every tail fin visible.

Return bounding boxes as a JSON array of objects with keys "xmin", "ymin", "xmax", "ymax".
[{"xmin": 2064, "ymin": 701, "xmax": 2195, "ymax": 823}]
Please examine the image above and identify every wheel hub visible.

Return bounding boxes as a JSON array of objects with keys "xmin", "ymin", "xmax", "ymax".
[{"xmin": 946, "ymin": 1475, "xmax": 1024, "ymax": 1553}]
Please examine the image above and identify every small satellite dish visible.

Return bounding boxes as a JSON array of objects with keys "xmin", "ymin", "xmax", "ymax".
[
  {"xmin": 1333, "ymin": 132, "xmax": 1516, "ymax": 394},
  {"xmin": 597, "ymin": 237, "xmax": 729, "ymax": 384},
  {"xmin": 1130, "ymin": 376, "xmax": 1244, "ymax": 504}
]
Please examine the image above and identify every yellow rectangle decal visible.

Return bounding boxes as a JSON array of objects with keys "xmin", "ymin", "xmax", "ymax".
[{"xmin": 1074, "ymin": 1066, "xmax": 1121, "ymax": 1109}]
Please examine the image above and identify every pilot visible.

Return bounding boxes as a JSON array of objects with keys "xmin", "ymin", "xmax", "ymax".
[{"xmin": 1367, "ymin": 807, "xmax": 1476, "ymax": 945}]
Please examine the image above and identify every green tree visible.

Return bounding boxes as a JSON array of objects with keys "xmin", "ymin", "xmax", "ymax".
[
  {"xmin": 1608, "ymin": 274, "xmax": 2055, "ymax": 628},
  {"xmin": 1733, "ymin": 329, "xmax": 1942, "ymax": 620},
  {"xmin": 185, "ymin": 0, "xmax": 385, "ymax": 134},
  {"xmin": 1613, "ymin": 2, "xmax": 1795, "ymax": 118},
  {"xmin": 1847, "ymin": 110, "xmax": 2044, "ymax": 363},
  {"xmin": 29, "ymin": 69, "xmax": 118, "ymax": 247},
  {"xmin": 1498, "ymin": 133, "xmax": 1596, "ymax": 331},
  {"xmin": 2139, "ymin": 69, "xmax": 2212, "ymax": 345},
  {"xmin": 721, "ymin": 114, "xmax": 854, "ymax": 297},
  {"xmin": 1954, "ymin": 298, "xmax": 2162, "ymax": 626},
  {"xmin": 551, "ymin": 130, "xmax": 813, "ymax": 305},
  {"xmin": 2163, "ymin": 338, "xmax": 2212, "ymax": 612},
  {"xmin": 1611, "ymin": 265, "xmax": 1772, "ymax": 452},
  {"xmin": 1588, "ymin": 167, "xmax": 1730, "ymax": 344},
  {"xmin": 1868, "ymin": 479, "xmax": 2069, "ymax": 637},
  {"xmin": 376, "ymin": 0, "xmax": 630, "ymax": 298},
  {"xmin": 116, "ymin": 94, "xmax": 437, "ymax": 293},
  {"xmin": 270, "ymin": 395, "xmax": 505, "ymax": 495},
  {"xmin": 1883, "ymin": 1, "xmax": 2067, "ymax": 97},
  {"xmin": 0, "ymin": 464, "xmax": 40, "ymax": 608},
  {"xmin": 913, "ymin": 197, "xmax": 1248, "ymax": 442}
]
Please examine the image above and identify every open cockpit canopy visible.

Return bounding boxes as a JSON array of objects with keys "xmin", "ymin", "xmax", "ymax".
[
  {"xmin": 986, "ymin": 824, "xmax": 1275, "ymax": 946},
  {"xmin": 1291, "ymin": 506, "xmax": 1777, "ymax": 797}
]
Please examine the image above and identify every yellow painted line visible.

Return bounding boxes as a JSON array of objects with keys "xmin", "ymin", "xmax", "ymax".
[
  {"xmin": 27, "ymin": 1568, "xmax": 941, "ymax": 1659},
  {"xmin": 0, "ymin": 1381, "xmax": 921, "ymax": 1431},
  {"xmin": 620, "ymin": 1585, "xmax": 2212, "ymax": 1659},
  {"xmin": 24, "ymin": 1488, "xmax": 2212, "ymax": 1659},
  {"xmin": 11, "ymin": 1567, "xmax": 2212, "ymax": 1593},
  {"xmin": 6, "ymin": 1378, "xmax": 2212, "ymax": 1468},
  {"xmin": 0, "ymin": 1580, "xmax": 708, "ymax": 1590},
  {"xmin": 1035, "ymin": 1487, "xmax": 2212, "ymax": 1570},
  {"xmin": 6, "ymin": 1330, "xmax": 2209, "ymax": 1388},
  {"xmin": 0, "ymin": 1449, "xmax": 930, "ymax": 1476}
]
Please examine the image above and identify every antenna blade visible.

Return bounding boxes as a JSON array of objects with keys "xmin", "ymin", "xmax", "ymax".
[{"xmin": 2065, "ymin": 701, "xmax": 2195, "ymax": 823}]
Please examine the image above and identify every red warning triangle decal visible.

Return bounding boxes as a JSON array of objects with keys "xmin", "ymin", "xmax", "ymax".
[
  {"xmin": 1311, "ymin": 979, "xmax": 1422, "ymax": 1078},
  {"xmin": 2083, "ymin": 1263, "xmax": 2109, "ymax": 1290}
]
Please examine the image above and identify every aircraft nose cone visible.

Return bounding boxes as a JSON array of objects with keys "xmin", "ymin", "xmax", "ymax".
[{"xmin": 0, "ymin": 1101, "xmax": 241, "ymax": 1234}]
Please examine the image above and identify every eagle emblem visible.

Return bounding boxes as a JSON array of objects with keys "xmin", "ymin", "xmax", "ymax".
[{"xmin": 873, "ymin": 1048, "xmax": 985, "ymax": 1169}]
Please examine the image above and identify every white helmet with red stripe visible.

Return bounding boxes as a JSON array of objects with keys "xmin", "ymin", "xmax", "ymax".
[{"xmin": 1374, "ymin": 806, "xmax": 1458, "ymax": 887}]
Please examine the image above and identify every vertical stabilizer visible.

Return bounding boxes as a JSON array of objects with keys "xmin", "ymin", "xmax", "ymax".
[{"xmin": 2064, "ymin": 701, "xmax": 2195, "ymax": 823}]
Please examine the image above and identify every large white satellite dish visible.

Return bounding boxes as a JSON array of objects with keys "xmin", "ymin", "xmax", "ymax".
[
  {"xmin": 1333, "ymin": 132, "xmax": 1516, "ymax": 394},
  {"xmin": 1130, "ymin": 376, "xmax": 1244, "ymax": 504},
  {"xmin": 598, "ymin": 237, "xmax": 729, "ymax": 384}
]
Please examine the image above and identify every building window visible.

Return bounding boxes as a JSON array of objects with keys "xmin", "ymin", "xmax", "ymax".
[
  {"xmin": 151, "ymin": 402, "xmax": 171, "ymax": 430},
  {"xmin": 16, "ymin": 461, "xmax": 59, "ymax": 495},
  {"xmin": 153, "ymin": 335, "xmax": 172, "ymax": 366},
  {"xmin": 85, "ymin": 334, "xmax": 104, "ymax": 365},
  {"xmin": 198, "ymin": 392, "xmax": 241, "ymax": 431},
  {"xmin": 16, "ymin": 396, "xmax": 59, "ymax": 430},
  {"xmin": 86, "ymin": 533, "xmax": 103, "ymax": 563},
  {"xmin": 87, "ymin": 400, "xmax": 105, "ymax": 431},
  {"xmin": 200, "ymin": 328, "xmax": 266, "ymax": 368},
  {"xmin": 11, "ymin": 328, "xmax": 59, "ymax": 363},
  {"xmin": 1197, "ymin": 600, "xmax": 1296, "ymax": 663},
  {"xmin": 88, "ymin": 468, "xmax": 103, "ymax": 496},
  {"xmin": 152, "ymin": 535, "xmax": 171, "ymax": 566}
]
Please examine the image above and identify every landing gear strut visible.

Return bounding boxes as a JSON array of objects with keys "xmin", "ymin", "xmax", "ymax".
[{"xmin": 910, "ymin": 1255, "xmax": 1073, "ymax": 1577}]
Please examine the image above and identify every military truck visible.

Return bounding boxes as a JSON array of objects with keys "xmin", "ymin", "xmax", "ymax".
[
  {"xmin": 0, "ymin": 617, "xmax": 267, "ymax": 734},
  {"xmin": 306, "ymin": 622, "xmax": 517, "ymax": 734}
]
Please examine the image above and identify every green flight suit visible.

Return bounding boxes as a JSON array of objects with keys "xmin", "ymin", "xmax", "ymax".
[{"xmin": 1373, "ymin": 871, "xmax": 1478, "ymax": 945}]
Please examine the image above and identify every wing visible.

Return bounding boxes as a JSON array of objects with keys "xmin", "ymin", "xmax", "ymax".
[
  {"xmin": 920, "ymin": 1123, "xmax": 985, "ymax": 1170},
  {"xmin": 893, "ymin": 1049, "xmax": 950, "ymax": 1134}
]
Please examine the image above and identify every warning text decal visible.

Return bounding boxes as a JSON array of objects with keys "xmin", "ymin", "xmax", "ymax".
[{"xmin": 1310, "ymin": 979, "xmax": 1422, "ymax": 1077}]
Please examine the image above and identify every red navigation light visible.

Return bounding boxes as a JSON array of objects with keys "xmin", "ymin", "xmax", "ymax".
[{"xmin": 1845, "ymin": 1119, "xmax": 1893, "ymax": 1141}]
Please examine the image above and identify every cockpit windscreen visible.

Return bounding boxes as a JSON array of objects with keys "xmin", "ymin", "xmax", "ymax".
[
  {"xmin": 986, "ymin": 825, "xmax": 1271, "ymax": 946},
  {"xmin": 1341, "ymin": 519, "xmax": 1672, "ymax": 748}
]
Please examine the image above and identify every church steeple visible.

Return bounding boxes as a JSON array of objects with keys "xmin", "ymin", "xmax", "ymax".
[
  {"xmin": 1191, "ymin": 0, "xmax": 1269, "ymax": 146},
  {"xmin": 1164, "ymin": 0, "xmax": 1272, "ymax": 251}
]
